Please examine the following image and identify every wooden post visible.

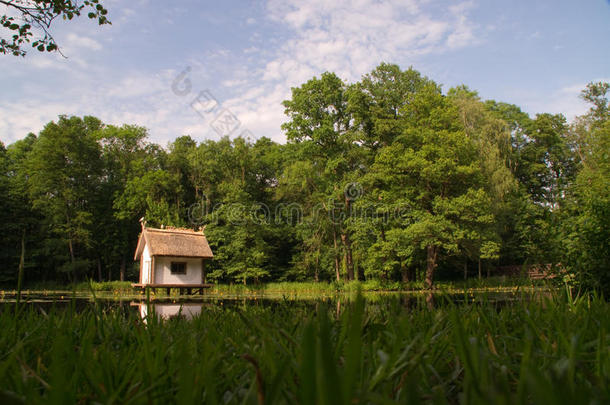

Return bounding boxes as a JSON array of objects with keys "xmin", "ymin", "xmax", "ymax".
[{"xmin": 201, "ymin": 259, "xmax": 207, "ymax": 284}]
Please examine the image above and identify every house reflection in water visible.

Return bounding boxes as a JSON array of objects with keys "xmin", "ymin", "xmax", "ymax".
[{"xmin": 131, "ymin": 302, "xmax": 203, "ymax": 321}]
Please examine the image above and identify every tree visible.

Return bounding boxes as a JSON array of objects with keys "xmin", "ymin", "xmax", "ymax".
[
  {"xmin": 347, "ymin": 62, "xmax": 429, "ymax": 151},
  {"xmin": 447, "ymin": 86, "xmax": 515, "ymax": 277},
  {"xmin": 0, "ymin": 141, "xmax": 14, "ymax": 283},
  {"xmin": 0, "ymin": 134, "xmax": 45, "ymax": 285},
  {"xmin": 25, "ymin": 116, "xmax": 103, "ymax": 281},
  {"xmin": 282, "ymin": 72, "xmax": 359, "ymax": 280},
  {"xmin": 167, "ymin": 135, "xmax": 197, "ymax": 211},
  {"xmin": 1, "ymin": 0, "xmax": 110, "ymax": 56},
  {"xmin": 346, "ymin": 64, "xmax": 431, "ymax": 283},
  {"xmin": 277, "ymin": 155, "xmax": 336, "ymax": 281},
  {"xmin": 365, "ymin": 83, "xmax": 501, "ymax": 288},
  {"xmin": 484, "ymin": 99, "xmax": 577, "ymax": 267},
  {"xmin": 93, "ymin": 124, "xmax": 150, "ymax": 281},
  {"xmin": 561, "ymin": 82, "xmax": 610, "ymax": 292},
  {"xmin": 202, "ymin": 137, "xmax": 287, "ymax": 284}
]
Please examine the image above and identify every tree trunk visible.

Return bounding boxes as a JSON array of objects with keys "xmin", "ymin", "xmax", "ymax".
[
  {"xmin": 68, "ymin": 238, "xmax": 75, "ymax": 282},
  {"xmin": 341, "ymin": 232, "xmax": 354, "ymax": 281},
  {"xmin": 478, "ymin": 258, "xmax": 482, "ymax": 280},
  {"xmin": 342, "ymin": 197, "xmax": 355, "ymax": 281},
  {"xmin": 314, "ymin": 247, "xmax": 319, "ymax": 282},
  {"xmin": 401, "ymin": 261, "xmax": 409, "ymax": 283},
  {"xmin": 68, "ymin": 239, "xmax": 75, "ymax": 261},
  {"xmin": 426, "ymin": 292, "xmax": 435, "ymax": 310},
  {"xmin": 464, "ymin": 260, "xmax": 468, "ymax": 280},
  {"xmin": 381, "ymin": 227, "xmax": 389, "ymax": 281},
  {"xmin": 333, "ymin": 227, "xmax": 340, "ymax": 282},
  {"xmin": 97, "ymin": 258, "xmax": 103, "ymax": 282},
  {"xmin": 16, "ymin": 229, "xmax": 25, "ymax": 308},
  {"xmin": 425, "ymin": 245, "xmax": 438, "ymax": 289},
  {"xmin": 120, "ymin": 257, "xmax": 126, "ymax": 282}
]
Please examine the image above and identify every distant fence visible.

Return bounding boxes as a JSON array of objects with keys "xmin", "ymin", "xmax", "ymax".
[{"xmin": 495, "ymin": 264, "xmax": 561, "ymax": 280}]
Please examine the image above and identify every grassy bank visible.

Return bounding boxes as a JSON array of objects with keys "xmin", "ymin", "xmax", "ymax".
[
  {"xmin": 3, "ymin": 277, "xmax": 554, "ymax": 298},
  {"xmin": 208, "ymin": 277, "xmax": 551, "ymax": 296},
  {"xmin": 1, "ymin": 291, "xmax": 608, "ymax": 404}
]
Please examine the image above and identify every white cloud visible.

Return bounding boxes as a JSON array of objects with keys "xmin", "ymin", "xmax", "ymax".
[
  {"xmin": 520, "ymin": 79, "xmax": 610, "ymax": 122},
  {"xmin": 1, "ymin": 0, "xmax": 483, "ymax": 146},
  {"xmin": 65, "ymin": 33, "xmax": 103, "ymax": 51},
  {"xmin": 219, "ymin": 0, "xmax": 482, "ymax": 142},
  {"xmin": 0, "ymin": 67, "xmax": 210, "ymax": 145}
]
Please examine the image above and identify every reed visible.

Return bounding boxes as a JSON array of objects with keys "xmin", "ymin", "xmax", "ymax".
[{"xmin": 0, "ymin": 291, "xmax": 607, "ymax": 404}]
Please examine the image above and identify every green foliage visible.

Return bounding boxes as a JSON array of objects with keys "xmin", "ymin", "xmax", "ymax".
[
  {"xmin": 560, "ymin": 83, "xmax": 610, "ymax": 292},
  {"xmin": 74, "ymin": 280, "xmax": 133, "ymax": 292},
  {"xmin": 25, "ymin": 116, "xmax": 103, "ymax": 280},
  {"xmin": 1, "ymin": 0, "xmax": 110, "ymax": 56},
  {"xmin": 359, "ymin": 82, "xmax": 504, "ymax": 287}
]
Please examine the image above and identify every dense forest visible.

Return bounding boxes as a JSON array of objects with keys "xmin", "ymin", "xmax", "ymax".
[{"xmin": 1, "ymin": 64, "xmax": 608, "ymax": 290}]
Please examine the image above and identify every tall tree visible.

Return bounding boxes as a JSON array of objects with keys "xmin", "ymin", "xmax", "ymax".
[
  {"xmin": 561, "ymin": 82, "xmax": 610, "ymax": 292},
  {"xmin": 345, "ymin": 64, "xmax": 432, "ymax": 282},
  {"xmin": 1, "ymin": 134, "xmax": 45, "ymax": 284},
  {"xmin": 366, "ymin": 83, "xmax": 500, "ymax": 288},
  {"xmin": 25, "ymin": 116, "xmax": 103, "ymax": 280},
  {"xmin": 94, "ymin": 124, "xmax": 150, "ymax": 281},
  {"xmin": 203, "ymin": 137, "xmax": 286, "ymax": 284},
  {"xmin": 347, "ymin": 63, "xmax": 429, "ymax": 151},
  {"xmin": 282, "ymin": 72, "xmax": 360, "ymax": 280}
]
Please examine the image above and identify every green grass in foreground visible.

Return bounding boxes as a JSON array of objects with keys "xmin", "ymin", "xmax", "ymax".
[{"xmin": 1, "ymin": 290, "xmax": 608, "ymax": 404}]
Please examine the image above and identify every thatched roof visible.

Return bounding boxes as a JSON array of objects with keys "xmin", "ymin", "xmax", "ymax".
[{"xmin": 134, "ymin": 226, "xmax": 213, "ymax": 260}]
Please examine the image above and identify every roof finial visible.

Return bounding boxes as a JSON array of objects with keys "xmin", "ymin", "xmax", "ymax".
[{"xmin": 139, "ymin": 217, "xmax": 146, "ymax": 229}]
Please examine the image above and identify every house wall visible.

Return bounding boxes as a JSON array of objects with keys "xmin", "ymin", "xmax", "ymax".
[
  {"xmin": 141, "ymin": 244, "xmax": 152, "ymax": 284},
  {"xmin": 133, "ymin": 302, "xmax": 202, "ymax": 321},
  {"xmin": 153, "ymin": 303, "xmax": 202, "ymax": 320},
  {"xmin": 154, "ymin": 256, "xmax": 203, "ymax": 284}
]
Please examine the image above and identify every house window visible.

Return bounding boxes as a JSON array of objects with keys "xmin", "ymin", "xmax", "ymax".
[{"xmin": 171, "ymin": 262, "xmax": 187, "ymax": 275}]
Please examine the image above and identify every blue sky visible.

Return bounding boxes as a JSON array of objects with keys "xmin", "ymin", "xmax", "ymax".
[{"xmin": 1, "ymin": 0, "xmax": 609, "ymax": 146}]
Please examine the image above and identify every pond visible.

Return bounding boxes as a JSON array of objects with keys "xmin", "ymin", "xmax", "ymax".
[{"xmin": 0, "ymin": 289, "xmax": 551, "ymax": 320}]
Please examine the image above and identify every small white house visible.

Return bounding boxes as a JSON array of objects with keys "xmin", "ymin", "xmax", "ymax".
[{"xmin": 133, "ymin": 223, "xmax": 213, "ymax": 288}]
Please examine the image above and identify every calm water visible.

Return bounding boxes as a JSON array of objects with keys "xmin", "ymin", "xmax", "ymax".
[{"xmin": 0, "ymin": 289, "xmax": 546, "ymax": 320}]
